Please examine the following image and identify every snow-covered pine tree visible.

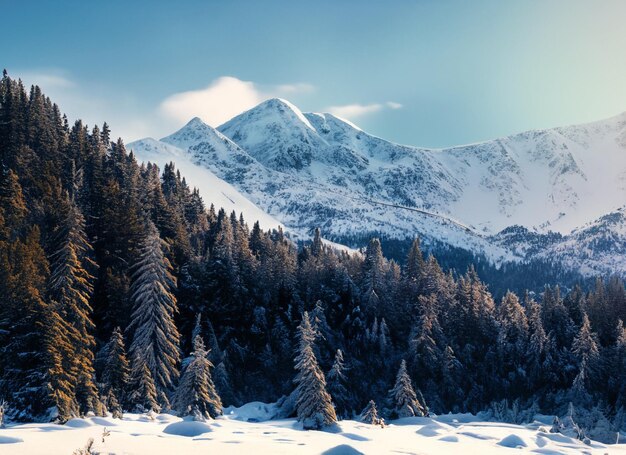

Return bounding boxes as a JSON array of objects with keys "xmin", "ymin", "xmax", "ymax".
[
  {"xmin": 440, "ymin": 345, "xmax": 463, "ymax": 411},
  {"xmin": 191, "ymin": 313, "xmax": 203, "ymax": 345},
  {"xmin": 361, "ymin": 238, "xmax": 385, "ymax": 317},
  {"xmin": 105, "ymin": 389, "xmax": 123, "ymax": 419},
  {"xmin": 360, "ymin": 400, "xmax": 381, "ymax": 425},
  {"xmin": 128, "ymin": 220, "xmax": 181, "ymax": 408},
  {"xmin": 311, "ymin": 300, "xmax": 333, "ymax": 366},
  {"xmin": 294, "ymin": 312, "xmax": 337, "ymax": 430},
  {"xmin": 496, "ymin": 291, "xmax": 529, "ymax": 395},
  {"xmin": 326, "ymin": 349, "xmax": 350, "ymax": 419},
  {"xmin": 408, "ymin": 294, "xmax": 444, "ymax": 388},
  {"xmin": 0, "ymin": 226, "xmax": 53, "ymax": 420},
  {"xmin": 388, "ymin": 359, "xmax": 426, "ymax": 418},
  {"xmin": 0, "ymin": 399, "xmax": 6, "ymax": 428},
  {"xmin": 102, "ymin": 327, "xmax": 130, "ymax": 405},
  {"xmin": 213, "ymin": 360, "xmax": 235, "ymax": 406},
  {"xmin": 48, "ymin": 196, "xmax": 102, "ymax": 418},
  {"xmin": 127, "ymin": 354, "xmax": 160, "ymax": 413},
  {"xmin": 570, "ymin": 314, "xmax": 599, "ymax": 406},
  {"xmin": 173, "ymin": 335, "xmax": 222, "ymax": 420},
  {"xmin": 614, "ymin": 320, "xmax": 626, "ymax": 406},
  {"xmin": 311, "ymin": 227, "xmax": 323, "ymax": 257},
  {"xmin": 45, "ymin": 302, "xmax": 80, "ymax": 422}
]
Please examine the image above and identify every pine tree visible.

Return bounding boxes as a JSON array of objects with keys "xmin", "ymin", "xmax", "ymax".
[
  {"xmin": 102, "ymin": 327, "xmax": 130, "ymax": 404},
  {"xmin": 0, "ymin": 168, "xmax": 28, "ymax": 240},
  {"xmin": 105, "ymin": 389, "xmax": 123, "ymax": 419},
  {"xmin": 326, "ymin": 349, "xmax": 350, "ymax": 418},
  {"xmin": 48, "ymin": 196, "xmax": 102, "ymax": 417},
  {"xmin": 360, "ymin": 400, "xmax": 381, "ymax": 425},
  {"xmin": 310, "ymin": 300, "xmax": 333, "ymax": 366},
  {"xmin": 128, "ymin": 220, "xmax": 181, "ymax": 407},
  {"xmin": 173, "ymin": 335, "xmax": 222, "ymax": 420},
  {"xmin": 496, "ymin": 291, "xmax": 529, "ymax": 395},
  {"xmin": 127, "ymin": 354, "xmax": 160, "ymax": 413},
  {"xmin": 570, "ymin": 314, "xmax": 599, "ymax": 406},
  {"xmin": 440, "ymin": 345, "xmax": 463, "ymax": 411},
  {"xmin": 614, "ymin": 321, "xmax": 626, "ymax": 406},
  {"xmin": 408, "ymin": 294, "xmax": 444, "ymax": 389},
  {"xmin": 388, "ymin": 360, "xmax": 426, "ymax": 418},
  {"xmin": 191, "ymin": 313, "xmax": 203, "ymax": 346},
  {"xmin": 361, "ymin": 238, "xmax": 385, "ymax": 317},
  {"xmin": 294, "ymin": 312, "xmax": 337, "ymax": 430},
  {"xmin": 0, "ymin": 226, "xmax": 52, "ymax": 420},
  {"xmin": 311, "ymin": 227, "xmax": 323, "ymax": 257},
  {"xmin": 45, "ymin": 303, "xmax": 80, "ymax": 422}
]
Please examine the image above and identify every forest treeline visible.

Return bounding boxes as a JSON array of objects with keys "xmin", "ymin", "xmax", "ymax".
[{"xmin": 1, "ymin": 72, "xmax": 626, "ymax": 441}]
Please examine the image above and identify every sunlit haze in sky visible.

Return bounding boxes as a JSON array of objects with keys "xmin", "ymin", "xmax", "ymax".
[{"xmin": 3, "ymin": 0, "xmax": 625, "ymax": 147}]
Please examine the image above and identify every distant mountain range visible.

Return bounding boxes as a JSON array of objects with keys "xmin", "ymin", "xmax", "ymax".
[{"xmin": 128, "ymin": 99, "xmax": 626, "ymax": 277}]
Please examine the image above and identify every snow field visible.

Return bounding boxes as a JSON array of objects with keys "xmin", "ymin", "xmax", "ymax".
[{"xmin": 1, "ymin": 405, "xmax": 624, "ymax": 454}]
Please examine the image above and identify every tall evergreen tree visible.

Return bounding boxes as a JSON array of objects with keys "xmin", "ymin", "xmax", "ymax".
[
  {"xmin": 0, "ymin": 226, "xmax": 52, "ymax": 419},
  {"xmin": 360, "ymin": 400, "xmax": 381, "ymax": 425},
  {"xmin": 294, "ymin": 312, "xmax": 337, "ymax": 430},
  {"xmin": 326, "ymin": 349, "xmax": 350, "ymax": 418},
  {"xmin": 48, "ymin": 196, "xmax": 102, "ymax": 417},
  {"xmin": 570, "ymin": 314, "xmax": 599, "ymax": 406},
  {"xmin": 127, "ymin": 354, "xmax": 160, "ymax": 413},
  {"xmin": 128, "ymin": 220, "xmax": 181, "ymax": 407},
  {"xmin": 173, "ymin": 335, "xmax": 222, "ymax": 420},
  {"xmin": 102, "ymin": 327, "xmax": 130, "ymax": 405},
  {"xmin": 388, "ymin": 360, "xmax": 426, "ymax": 418}
]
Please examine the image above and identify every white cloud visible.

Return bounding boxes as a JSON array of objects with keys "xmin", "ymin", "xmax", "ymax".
[
  {"xmin": 159, "ymin": 76, "xmax": 314, "ymax": 127},
  {"xmin": 159, "ymin": 77, "xmax": 262, "ymax": 127},
  {"xmin": 328, "ymin": 103, "xmax": 384, "ymax": 118},
  {"xmin": 273, "ymin": 82, "xmax": 315, "ymax": 95},
  {"xmin": 327, "ymin": 101, "xmax": 403, "ymax": 120}
]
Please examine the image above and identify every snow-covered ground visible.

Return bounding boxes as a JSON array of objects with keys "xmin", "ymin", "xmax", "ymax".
[{"xmin": 1, "ymin": 404, "xmax": 624, "ymax": 454}]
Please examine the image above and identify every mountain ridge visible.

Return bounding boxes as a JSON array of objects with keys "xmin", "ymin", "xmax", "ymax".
[{"xmin": 128, "ymin": 100, "xmax": 626, "ymax": 277}]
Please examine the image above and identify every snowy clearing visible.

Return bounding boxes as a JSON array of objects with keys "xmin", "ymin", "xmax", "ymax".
[{"xmin": 1, "ymin": 405, "xmax": 624, "ymax": 454}]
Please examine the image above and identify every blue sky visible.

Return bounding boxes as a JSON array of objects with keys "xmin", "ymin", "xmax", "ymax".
[{"xmin": 3, "ymin": 0, "xmax": 625, "ymax": 147}]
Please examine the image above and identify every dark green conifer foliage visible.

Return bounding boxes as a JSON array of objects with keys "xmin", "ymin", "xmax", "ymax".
[
  {"xmin": 102, "ymin": 327, "xmax": 130, "ymax": 405},
  {"xmin": 48, "ymin": 194, "xmax": 101, "ymax": 417},
  {"xmin": 173, "ymin": 335, "xmax": 222, "ymax": 420}
]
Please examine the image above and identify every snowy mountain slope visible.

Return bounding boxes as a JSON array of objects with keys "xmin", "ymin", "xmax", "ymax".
[
  {"xmin": 219, "ymin": 101, "xmax": 461, "ymax": 211},
  {"xmin": 219, "ymin": 103, "xmax": 626, "ymax": 235},
  {"xmin": 131, "ymin": 101, "xmax": 626, "ymax": 276},
  {"xmin": 129, "ymin": 120, "xmax": 517, "ymax": 264},
  {"xmin": 128, "ymin": 137, "xmax": 284, "ymax": 231},
  {"xmin": 218, "ymin": 98, "xmax": 332, "ymax": 173},
  {"xmin": 438, "ymin": 112, "xmax": 626, "ymax": 234},
  {"xmin": 540, "ymin": 207, "xmax": 626, "ymax": 276}
]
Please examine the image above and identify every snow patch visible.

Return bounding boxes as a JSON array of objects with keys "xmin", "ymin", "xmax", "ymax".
[
  {"xmin": 498, "ymin": 433, "xmax": 528, "ymax": 448},
  {"xmin": 162, "ymin": 420, "xmax": 213, "ymax": 437}
]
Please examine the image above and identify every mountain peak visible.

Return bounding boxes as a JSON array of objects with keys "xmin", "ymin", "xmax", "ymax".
[
  {"xmin": 220, "ymin": 97, "xmax": 316, "ymax": 133},
  {"xmin": 217, "ymin": 98, "xmax": 330, "ymax": 172},
  {"xmin": 186, "ymin": 116, "xmax": 208, "ymax": 128},
  {"xmin": 257, "ymin": 97, "xmax": 301, "ymax": 113},
  {"xmin": 161, "ymin": 115, "xmax": 229, "ymax": 150}
]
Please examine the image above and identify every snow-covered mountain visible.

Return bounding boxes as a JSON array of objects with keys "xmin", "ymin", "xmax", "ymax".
[
  {"xmin": 129, "ymin": 113, "xmax": 515, "ymax": 265},
  {"xmin": 128, "ymin": 136, "xmax": 284, "ymax": 231},
  {"xmin": 128, "ymin": 99, "xmax": 626, "ymax": 276},
  {"xmin": 218, "ymin": 99, "xmax": 626, "ymax": 235}
]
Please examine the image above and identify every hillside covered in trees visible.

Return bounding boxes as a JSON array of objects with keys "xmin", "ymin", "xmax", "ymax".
[{"xmin": 1, "ymin": 72, "xmax": 626, "ymax": 442}]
